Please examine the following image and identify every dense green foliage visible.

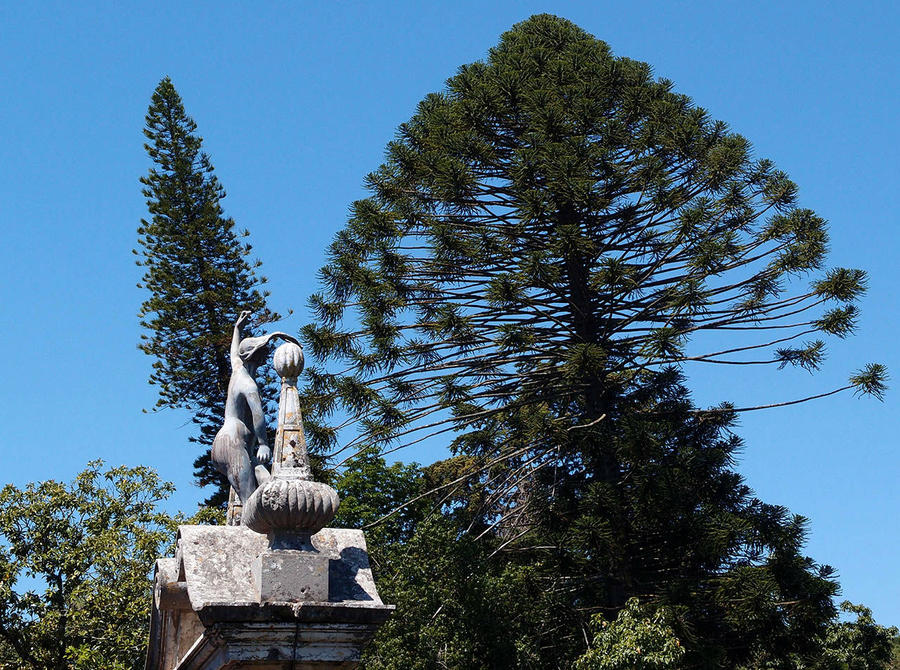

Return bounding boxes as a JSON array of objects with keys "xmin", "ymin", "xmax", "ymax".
[
  {"xmin": 812, "ymin": 602, "xmax": 899, "ymax": 670},
  {"xmin": 333, "ymin": 377, "xmax": 857, "ymax": 668},
  {"xmin": 307, "ymin": 13, "xmax": 891, "ymax": 669},
  {"xmin": 137, "ymin": 77, "xmax": 278, "ymax": 506},
  {"xmin": 332, "ymin": 450, "xmax": 423, "ymax": 551},
  {"xmin": 0, "ymin": 463, "xmax": 175, "ymax": 670},
  {"xmin": 334, "ymin": 454, "xmax": 574, "ymax": 669},
  {"xmin": 0, "ymin": 457, "xmax": 891, "ymax": 669},
  {"xmin": 572, "ymin": 599, "xmax": 899, "ymax": 670},
  {"xmin": 334, "ymin": 447, "xmax": 899, "ymax": 669},
  {"xmin": 575, "ymin": 598, "xmax": 685, "ymax": 669},
  {"xmin": 303, "ymin": 14, "xmax": 884, "ymax": 461}
]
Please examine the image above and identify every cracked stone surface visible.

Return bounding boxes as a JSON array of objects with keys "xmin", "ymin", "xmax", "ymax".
[{"xmin": 175, "ymin": 525, "xmax": 384, "ymax": 608}]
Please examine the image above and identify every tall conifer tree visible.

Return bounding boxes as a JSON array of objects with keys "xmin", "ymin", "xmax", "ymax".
[
  {"xmin": 137, "ymin": 77, "xmax": 277, "ymax": 506},
  {"xmin": 305, "ymin": 12, "xmax": 885, "ymax": 547},
  {"xmin": 305, "ymin": 14, "xmax": 884, "ymax": 465},
  {"xmin": 304, "ymin": 14, "xmax": 890, "ymax": 667}
]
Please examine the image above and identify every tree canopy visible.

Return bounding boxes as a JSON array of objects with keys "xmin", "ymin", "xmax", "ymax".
[
  {"xmin": 303, "ymin": 13, "xmax": 891, "ymax": 669},
  {"xmin": 304, "ymin": 14, "xmax": 883, "ymax": 465},
  {"xmin": 137, "ymin": 77, "xmax": 279, "ymax": 506},
  {"xmin": 0, "ymin": 462, "xmax": 175, "ymax": 670},
  {"xmin": 575, "ymin": 598, "xmax": 686, "ymax": 670},
  {"xmin": 335, "ymin": 378, "xmax": 851, "ymax": 667}
]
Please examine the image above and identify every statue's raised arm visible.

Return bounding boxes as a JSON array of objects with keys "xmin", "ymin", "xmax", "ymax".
[
  {"xmin": 230, "ymin": 310, "xmax": 253, "ymax": 369},
  {"xmin": 211, "ymin": 311, "xmax": 300, "ymax": 516}
]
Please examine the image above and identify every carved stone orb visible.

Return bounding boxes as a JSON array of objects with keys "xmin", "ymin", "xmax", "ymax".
[{"xmin": 273, "ymin": 341, "xmax": 304, "ymax": 379}]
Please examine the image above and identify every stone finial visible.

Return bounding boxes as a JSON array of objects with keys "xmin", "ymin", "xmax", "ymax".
[
  {"xmin": 242, "ymin": 478, "xmax": 340, "ymax": 549},
  {"xmin": 243, "ymin": 342, "xmax": 340, "ymax": 550},
  {"xmin": 273, "ymin": 340, "xmax": 304, "ymax": 380}
]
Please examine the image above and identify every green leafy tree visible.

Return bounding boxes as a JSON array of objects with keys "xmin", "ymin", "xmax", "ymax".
[
  {"xmin": 337, "ymin": 449, "xmax": 896, "ymax": 670},
  {"xmin": 301, "ymin": 13, "xmax": 889, "ymax": 667},
  {"xmin": 332, "ymin": 450, "xmax": 424, "ymax": 552},
  {"xmin": 360, "ymin": 515, "xmax": 558, "ymax": 670},
  {"xmin": 0, "ymin": 462, "xmax": 175, "ymax": 670},
  {"xmin": 137, "ymin": 77, "xmax": 279, "ymax": 506},
  {"xmin": 810, "ymin": 602, "xmax": 898, "ymax": 670},
  {"xmin": 332, "ymin": 454, "xmax": 562, "ymax": 669},
  {"xmin": 575, "ymin": 598, "xmax": 685, "ymax": 670}
]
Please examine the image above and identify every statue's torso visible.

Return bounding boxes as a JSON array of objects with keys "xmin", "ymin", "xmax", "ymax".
[{"xmin": 224, "ymin": 367, "xmax": 258, "ymax": 428}]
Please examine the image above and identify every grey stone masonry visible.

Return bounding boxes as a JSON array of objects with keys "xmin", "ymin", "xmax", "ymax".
[{"xmin": 145, "ymin": 525, "xmax": 393, "ymax": 670}]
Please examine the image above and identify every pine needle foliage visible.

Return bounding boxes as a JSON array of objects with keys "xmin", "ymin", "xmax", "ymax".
[
  {"xmin": 137, "ymin": 77, "xmax": 278, "ymax": 506},
  {"xmin": 303, "ymin": 13, "xmax": 883, "ymax": 490},
  {"xmin": 334, "ymin": 377, "xmax": 849, "ymax": 667},
  {"xmin": 298, "ymin": 14, "xmax": 889, "ymax": 663},
  {"xmin": 303, "ymin": 15, "xmax": 887, "ymax": 668}
]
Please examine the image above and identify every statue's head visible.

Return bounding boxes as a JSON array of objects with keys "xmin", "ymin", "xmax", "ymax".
[
  {"xmin": 238, "ymin": 332, "xmax": 301, "ymax": 370},
  {"xmin": 238, "ymin": 336, "xmax": 272, "ymax": 367}
]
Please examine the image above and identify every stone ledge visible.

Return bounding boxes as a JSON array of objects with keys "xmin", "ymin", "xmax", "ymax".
[
  {"xmin": 178, "ymin": 621, "xmax": 386, "ymax": 670},
  {"xmin": 196, "ymin": 602, "xmax": 394, "ymax": 627}
]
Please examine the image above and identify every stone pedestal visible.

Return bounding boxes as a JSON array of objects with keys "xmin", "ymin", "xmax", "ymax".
[{"xmin": 145, "ymin": 525, "xmax": 393, "ymax": 670}]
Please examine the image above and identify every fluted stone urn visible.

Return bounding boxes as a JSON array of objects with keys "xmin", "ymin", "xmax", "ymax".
[
  {"xmin": 243, "ymin": 478, "xmax": 340, "ymax": 548},
  {"xmin": 243, "ymin": 341, "xmax": 341, "ymax": 598}
]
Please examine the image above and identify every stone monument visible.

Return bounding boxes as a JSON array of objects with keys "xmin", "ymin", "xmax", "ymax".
[{"xmin": 145, "ymin": 314, "xmax": 393, "ymax": 670}]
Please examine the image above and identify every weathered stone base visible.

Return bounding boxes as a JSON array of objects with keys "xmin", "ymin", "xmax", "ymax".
[
  {"xmin": 254, "ymin": 550, "xmax": 330, "ymax": 603},
  {"xmin": 145, "ymin": 526, "xmax": 392, "ymax": 670}
]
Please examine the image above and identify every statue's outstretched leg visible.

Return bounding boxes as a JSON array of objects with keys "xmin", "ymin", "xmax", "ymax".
[{"xmin": 231, "ymin": 455, "xmax": 258, "ymax": 506}]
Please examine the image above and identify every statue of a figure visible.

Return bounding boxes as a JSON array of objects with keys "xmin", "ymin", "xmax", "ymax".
[{"xmin": 211, "ymin": 311, "xmax": 299, "ymax": 506}]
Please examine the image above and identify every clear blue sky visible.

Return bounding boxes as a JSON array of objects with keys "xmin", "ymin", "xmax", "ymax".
[{"xmin": 1, "ymin": 1, "xmax": 897, "ymax": 625}]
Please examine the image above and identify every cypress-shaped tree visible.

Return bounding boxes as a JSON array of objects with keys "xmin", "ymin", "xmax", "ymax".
[{"xmin": 137, "ymin": 77, "xmax": 278, "ymax": 506}]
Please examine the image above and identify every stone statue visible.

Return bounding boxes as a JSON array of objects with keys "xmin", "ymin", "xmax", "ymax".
[
  {"xmin": 146, "ymin": 317, "xmax": 389, "ymax": 670},
  {"xmin": 211, "ymin": 310, "xmax": 299, "ymax": 507}
]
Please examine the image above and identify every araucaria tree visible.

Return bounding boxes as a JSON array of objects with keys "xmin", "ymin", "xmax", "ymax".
[
  {"xmin": 137, "ymin": 77, "xmax": 278, "ymax": 506},
  {"xmin": 304, "ymin": 14, "xmax": 888, "ymax": 668}
]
